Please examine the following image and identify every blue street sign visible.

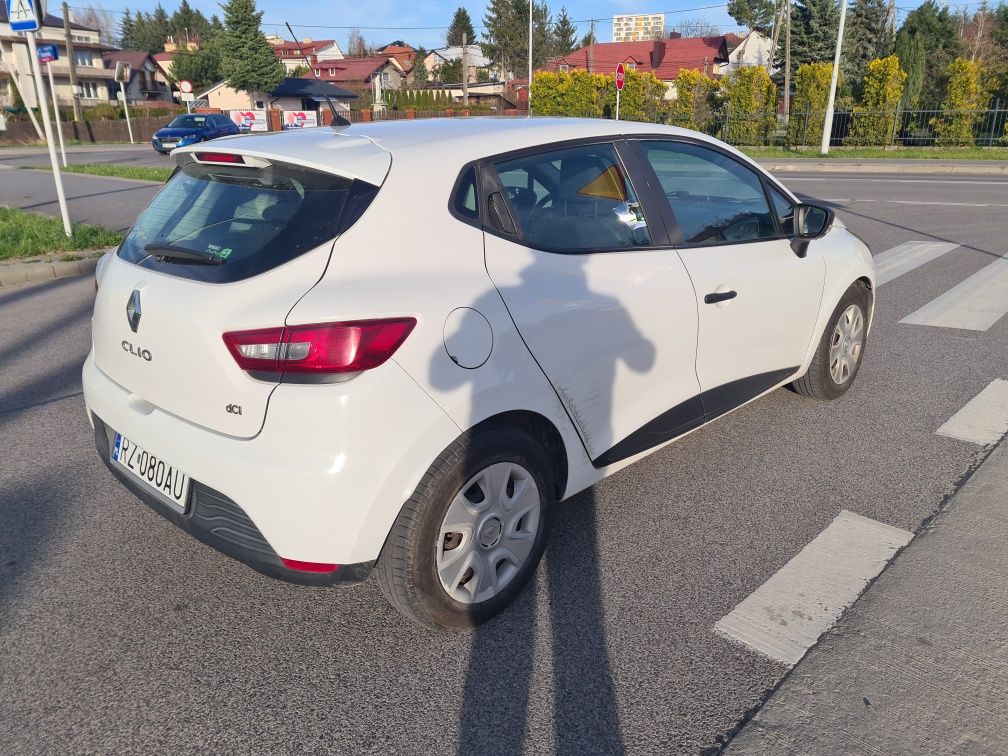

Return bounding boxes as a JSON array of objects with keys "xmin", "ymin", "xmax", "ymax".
[
  {"xmin": 6, "ymin": 0, "xmax": 42, "ymax": 32},
  {"xmin": 37, "ymin": 43, "xmax": 59, "ymax": 63}
]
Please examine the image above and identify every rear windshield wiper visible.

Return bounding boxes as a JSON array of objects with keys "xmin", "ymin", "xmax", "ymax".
[{"xmin": 144, "ymin": 243, "xmax": 224, "ymax": 266}]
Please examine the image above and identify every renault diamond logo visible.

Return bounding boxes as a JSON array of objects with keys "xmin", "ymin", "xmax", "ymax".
[{"xmin": 126, "ymin": 290, "xmax": 142, "ymax": 333}]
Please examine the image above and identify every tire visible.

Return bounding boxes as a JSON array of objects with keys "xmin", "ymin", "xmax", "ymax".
[
  {"xmin": 376, "ymin": 425, "xmax": 554, "ymax": 630},
  {"xmin": 791, "ymin": 281, "xmax": 870, "ymax": 401}
]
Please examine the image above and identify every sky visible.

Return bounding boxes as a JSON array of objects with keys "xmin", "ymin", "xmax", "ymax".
[{"xmin": 76, "ymin": 0, "xmax": 937, "ymax": 52}]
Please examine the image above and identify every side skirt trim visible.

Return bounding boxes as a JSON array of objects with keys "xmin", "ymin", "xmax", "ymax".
[{"xmin": 590, "ymin": 367, "xmax": 800, "ymax": 468}]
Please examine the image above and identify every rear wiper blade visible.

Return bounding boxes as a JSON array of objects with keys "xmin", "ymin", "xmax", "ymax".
[{"xmin": 144, "ymin": 243, "xmax": 224, "ymax": 266}]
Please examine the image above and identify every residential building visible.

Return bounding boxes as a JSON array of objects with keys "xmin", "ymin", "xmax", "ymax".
[
  {"xmin": 612, "ymin": 14, "xmax": 666, "ymax": 43},
  {"xmin": 153, "ymin": 35, "xmax": 200, "ymax": 85},
  {"xmin": 269, "ymin": 37, "xmax": 343, "ymax": 75},
  {"xmin": 101, "ymin": 50, "xmax": 173, "ymax": 104},
  {"xmin": 720, "ymin": 31, "xmax": 776, "ymax": 74},
  {"xmin": 376, "ymin": 41, "xmax": 416, "ymax": 75},
  {"xmin": 0, "ymin": 6, "xmax": 114, "ymax": 109},
  {"xmin": 547, "ymin": 36, "xmax": 729, "ymax": 98},
  {"xmin": 422, "ymin": 45, "xmax": 494, "ymax": 83},
  {"xmin": 196, "ymin": 76, "xmax": 357, "ymax": 113},
  {"xmin": 307, "ymin": 56, "xmax": 405, "ymax": 93}
]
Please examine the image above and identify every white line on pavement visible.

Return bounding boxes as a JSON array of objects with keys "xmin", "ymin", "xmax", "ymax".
[
  {"xmin": 714, "ymin": 510, "xmax": 912, "ymax": 666},
  {"xmin": 900, "ymin": 251, "xmax": 1008, "ymax": 330},
  {"xmin": 936, "ymin": 379, "xmax": 1008, "ymax": 446},
  {"xmin": 786, "ymin": 178, "xmax": 1008, "ymax": 185},
  {"xmin": 874, "ymin": 241, "xmax": 960, "ymax": 286}
]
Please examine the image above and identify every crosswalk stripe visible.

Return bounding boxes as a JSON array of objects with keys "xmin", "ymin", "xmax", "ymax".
[
  {"xmin": 714, "ymin": 510, "xmax": 912, "ymax": 666},
  {"xmin": 936, "ymin": 379, "xmax": 1008, "ymax": 446},
  {"xmin": 900, "ymin": 252, "xmax": 1008, "ymax": 330},
  {"xmin": 874, "ymin": 241, "xmax": 959, "ymax": 286}
]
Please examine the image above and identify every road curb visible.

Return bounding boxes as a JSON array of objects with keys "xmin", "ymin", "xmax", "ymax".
[
  {"xmin": 0, "ymin": 252, "xmax": 103, "ymax": 288},
  {"xmin": 758, "ymin": 161, "xmax": 1008, "ymax": 175}
]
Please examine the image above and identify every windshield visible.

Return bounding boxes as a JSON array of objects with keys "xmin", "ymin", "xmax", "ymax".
[
  {"xmin": 167, "ymin": 115, "xmax": 209, "ymax": 129},
  {"xmin": 118, "ymin": 159, "xmax": 372, "ymax": 283}
]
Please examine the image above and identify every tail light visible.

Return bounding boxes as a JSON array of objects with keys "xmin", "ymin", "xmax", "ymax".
[{"xmin": 222, "ymin": 318, "xmax": 416, "ymax": 381}]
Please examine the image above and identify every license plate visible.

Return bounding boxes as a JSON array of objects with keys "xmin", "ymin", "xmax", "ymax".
[{"xmin": 112, "ymin": 433, "xmax": 190, "ymax": 512}]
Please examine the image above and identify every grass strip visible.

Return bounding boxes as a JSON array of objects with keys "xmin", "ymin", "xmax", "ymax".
[{"xmin": 0, "ymin": 207, "xmax": 121, "ymax": 260}]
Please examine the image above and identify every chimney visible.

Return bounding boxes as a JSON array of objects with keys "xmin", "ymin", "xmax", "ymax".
[{"xmin": 302, "ymin": 37, "xmax": 312, "ymax": 44}]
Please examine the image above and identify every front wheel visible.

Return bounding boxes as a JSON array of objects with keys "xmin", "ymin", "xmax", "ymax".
[
  {"xmin": 791, "ymin": 282, "xmax": 870, "ymax": 400},
  {"xmin": 376, "ymin": 425, "xmax": 554, "ymax": 630}
]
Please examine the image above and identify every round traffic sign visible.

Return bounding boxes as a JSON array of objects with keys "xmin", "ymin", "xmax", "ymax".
[
  {"xmin": 615, "ymin": 63, "xmax": 625, "ymax": 91},
  {"xmin": 179, "ymin": 80, "xmax": 193, "ymax": 94}
]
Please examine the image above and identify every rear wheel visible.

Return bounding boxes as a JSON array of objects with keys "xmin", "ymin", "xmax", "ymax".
[
  {"xmin": 377, "ymin": 426, "xmax": 554, "ymax": 630},
  {"xmin": 792, "ymin": 282, "xmax": 869, "ymax": 400}
]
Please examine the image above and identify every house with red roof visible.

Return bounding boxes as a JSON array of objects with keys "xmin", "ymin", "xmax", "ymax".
[
  {"xmin": 545, "ymin": 36, "xmax": 729, "ymax": 97},
  {"xmin": 376, "ymin": 41, "xmax": 416, "ymax": 75},
  {"xmin": 306, "ymin": 56, "xmax": 406, "ymax": 93},
  {"xmin": 102, "ymin": 50, "xmax": 173, "ymax": 103},
  {"xmin": 270, "ymin": 38, "xmax": 344, "ymax": 75}
]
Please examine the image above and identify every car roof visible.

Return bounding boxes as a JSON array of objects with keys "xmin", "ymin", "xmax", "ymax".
[{"xmin": 173, "ymin": 117, "xmax": 750, "ymax": 187}]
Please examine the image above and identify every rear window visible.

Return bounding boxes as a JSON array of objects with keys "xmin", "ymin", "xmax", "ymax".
[{"xmin": 118, "ymin": 158, "xmax": 375, "ymax": 283}]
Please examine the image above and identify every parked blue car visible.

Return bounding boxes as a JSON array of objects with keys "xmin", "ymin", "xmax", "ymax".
[{"xmin": 151, "ymin": 113, "xmax": 240, "ymax": 154}]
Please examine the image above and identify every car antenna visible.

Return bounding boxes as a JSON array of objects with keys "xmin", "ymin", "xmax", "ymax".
[{"xmin": 284, "ymin": 21, "xmax": 349, "ymax": 129}]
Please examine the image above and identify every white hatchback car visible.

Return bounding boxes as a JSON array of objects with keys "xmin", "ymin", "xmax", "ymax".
[{"xmin": 85, "ymin": 118, "xmax": 875, "ymax": 629}]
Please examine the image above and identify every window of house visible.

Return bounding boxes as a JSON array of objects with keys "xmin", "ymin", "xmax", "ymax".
[
  {"xmin": 74, "ymin": 50, "xmax": 93, "ymax": 66},
  {"xmin": 559, "ymin": 64, "xmax": 569, "ymax": 72},
  {"xmin": 80, "ymin": 81, "xmax": 101, "ymax": 99},
  {"xmin": 639, "ymin": 140, "xmax": 777, "ymax": 245},
  {"xmin": 493, "ymin": 143, "xmax": 652, "ymax": 252},
  {"xmin": 625, "ymin": 62, "xmax": 636, "ymax": 70}
]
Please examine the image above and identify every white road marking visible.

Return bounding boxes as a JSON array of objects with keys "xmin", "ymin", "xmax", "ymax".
[
  {"xmin": 786, "ymin": 177, "xmax": 1008, "ymax": 186},
  {"xmin": 715, "ymin": 510, "xmax": 912, "ymax": 666},
  {"xmin": 874, "ymin": 241, "xmax": 959, "ymax": 286},
  {"xmin": 900, "ymin": 251, "xmax": 1008, "ymax": 330},
  {"xmin": 936, "ymin": 379, "xmax": 1008, "ymax": 446}
]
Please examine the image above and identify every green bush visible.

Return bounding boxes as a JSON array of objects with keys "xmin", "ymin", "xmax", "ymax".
[
  {"xmin": 720, "ymin": 66, "xmax": 777, "ymax": 145},
  {"xmin": 932, "ymin": 58, "xmax": 992, "ymax": 146},
  {"xmin": 847, "ymin": 55, "xmax": 906, "ymax": 146},
  {"xmin": 599, "ymin": 68, "xmax": 667, "ymax": 122},
  {"xmin": 530, "ymin": 69, "xmax": 607, "ymax": 117},
  {"xmin": 83, "ymin": 104, "xmax": 122, "ymax": 121},
  {"xmin": 667, "ymin": 69, "xmax": 720, "ymax": 131},
  {"xmin": 788, "ymin": 62, "xmax": 836, "ymax": 146}
]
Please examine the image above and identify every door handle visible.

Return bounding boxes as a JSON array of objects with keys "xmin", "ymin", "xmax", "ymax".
[{"xmin": 704, "ymin": 290, "xmax": 737, "ymax": 305}]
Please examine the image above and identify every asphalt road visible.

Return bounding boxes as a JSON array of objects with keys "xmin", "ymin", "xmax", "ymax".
[
  {"xmin": 0, "ymin": 143, "xmax": 172, "ymax": 170},
  {"xmin": 1, "ymin": 172, "xmax": 1006, "ymax": 754}
]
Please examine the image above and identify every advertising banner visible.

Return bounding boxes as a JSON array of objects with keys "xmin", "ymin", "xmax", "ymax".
[
  {"xmin": 282, "ymin": 110, "xmax": 318, "ymax": 129},
  {"xmin": 229, "ymin": 110, "xmax": 268, "ymax": 132}
]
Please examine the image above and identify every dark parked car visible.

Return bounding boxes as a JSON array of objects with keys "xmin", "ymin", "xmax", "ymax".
[{"xmin": 151, "ymin": 113, "xmax": 240, "ymax": 154}]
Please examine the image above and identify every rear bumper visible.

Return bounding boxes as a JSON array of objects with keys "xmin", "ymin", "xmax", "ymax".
[
  {"xmin": 82, "ymin": 351, "xmax": 460, "ymax": 567},
  {"xmin": 92, "ymin": 414, "xmax": 373, "ymax": 586}
]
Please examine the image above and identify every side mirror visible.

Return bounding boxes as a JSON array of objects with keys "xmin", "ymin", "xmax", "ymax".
[{"xmin": 791, "ymin": 203, "xmax": 834, "ymax": 257}]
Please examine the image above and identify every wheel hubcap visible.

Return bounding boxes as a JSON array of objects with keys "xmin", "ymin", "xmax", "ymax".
[
  {"xmin": 829, "ymin": 304, "xmax": 864, "ymax": 385},
  {"xmin": 436, "ymin": 462, "xmax": 541, "ymax": 605}
]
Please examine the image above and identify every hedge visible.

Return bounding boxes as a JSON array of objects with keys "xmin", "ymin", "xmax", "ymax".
[{"xmin": 847, "ymin": 55, "xmax": 906, "ymax": 146}]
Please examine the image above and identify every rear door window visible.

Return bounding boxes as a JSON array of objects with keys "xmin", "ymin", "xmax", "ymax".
[
  {"xmin": 492, "ymin": 143, "xmax": 652, "ymax": 252},
  {"xmin": 118, "ymin": 157, "xmax": 376, "ymax": 283}
]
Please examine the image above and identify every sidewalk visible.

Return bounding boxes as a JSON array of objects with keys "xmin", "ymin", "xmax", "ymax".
[
  {"xmin": 728, "ymin": 440, "xmax": 1008, "ymax": 755},
  {"xmin": 757, "ymin": 158, "xmax": 1008, "ymax": 175}
]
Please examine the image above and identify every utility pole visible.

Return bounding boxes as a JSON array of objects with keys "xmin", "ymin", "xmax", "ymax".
[
  {"xmin": 587, "ymin": 19, "xmax": 595, "ymax": 72},
  {"xmin": 62, "ymin": 1, "xmax": 82, "ymax": 122},
  {"xmin": 820, "ymin": 0, "xmax": 848, "ymax": 154},
  {"xmin": 527, "ymin": 0, "xmax": 533, "ymax": 113},
  {"xmin": 784, "ymin": 0, "xmax": 791, "ymax": 123},
  {"xmin": 461, "ymin": 32, "xmax": 469, "ymax": 106}
]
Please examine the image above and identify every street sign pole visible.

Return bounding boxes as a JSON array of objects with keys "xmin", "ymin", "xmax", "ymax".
[
  {"xmin": 25, "ymin": 31, "xmax": 72, "ymax": 237},
  {"xmin": 119, "ymin": 81, "xmax": 134, "ymax": 144},
  {"xmin": 615, "ymin": 63, "xmax": 625, "ymax": 121},
  {"xmin": 46, "ymin": 61, "xmax": 67, "ymax": 167}
]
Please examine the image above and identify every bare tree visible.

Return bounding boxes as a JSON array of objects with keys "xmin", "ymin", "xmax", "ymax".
[
  {"xmin": 347, "ymin": 28, "xmax": 372, "ymax": 57},
  {"xmin": 72, "ymin": 3, "xmax": 120, "ymax": 45},
  {"xmin": 669, "ymin": 18, "xmax": 723, "ymax": 38}
]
